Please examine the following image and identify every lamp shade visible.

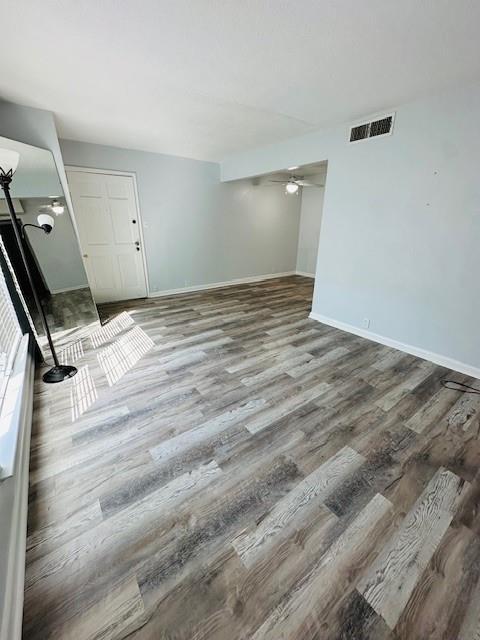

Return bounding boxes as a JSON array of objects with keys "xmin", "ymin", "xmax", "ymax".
[
  {"xmin": 0, "ymin": 149, "xmax": 20, "ymax": 177},
  {"xmin": 37, "ymin": 213, "xmax": 55, "ymax": 233}
]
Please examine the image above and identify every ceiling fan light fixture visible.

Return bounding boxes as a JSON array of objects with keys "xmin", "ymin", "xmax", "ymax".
[
  {"xmin": 285, "ymin": 182, "xmax": 299, "ymax": 194},
  {"xmin": 51, "ymin": 199, "xmax": 65, "ymax": 215}
]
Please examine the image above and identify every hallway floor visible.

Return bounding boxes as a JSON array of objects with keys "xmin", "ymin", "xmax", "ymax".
[{"xmin": 24, "ymin": 276, "xmax": 480, "ymax": 639}]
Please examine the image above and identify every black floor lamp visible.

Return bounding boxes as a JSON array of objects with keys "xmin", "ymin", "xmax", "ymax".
[{"xmin": 0, "ymin": 148, "xmax": 77, "ymax": 383}]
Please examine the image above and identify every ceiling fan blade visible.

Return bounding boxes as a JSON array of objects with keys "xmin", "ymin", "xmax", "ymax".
[
  {"xmin": 269, "ymin": 180, "xmax": 288, "ymax": 183},
  {"xmin": 296, "ymin": 180, "xmax": 325, "ymax": 187}
]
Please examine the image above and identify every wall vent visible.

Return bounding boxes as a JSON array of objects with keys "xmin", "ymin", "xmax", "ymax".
[{"xmin": 349, "ymin": 113, "xmax": 395, "ymax": 143}]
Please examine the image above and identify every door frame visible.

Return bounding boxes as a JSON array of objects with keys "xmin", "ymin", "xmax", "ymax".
[{"xmin": 65, "ymin": 166, "xmax": 150, "ymax": 299}]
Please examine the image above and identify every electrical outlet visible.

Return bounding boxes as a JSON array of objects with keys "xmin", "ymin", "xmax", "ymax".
[{"xmin": 362, "ymin": 317, "xmax": 370, "ymax": 329}]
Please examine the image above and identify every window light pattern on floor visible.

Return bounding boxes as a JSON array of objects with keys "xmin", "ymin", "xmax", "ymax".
[
  {"xmin": 97, "ymin": 325, "xmax": 154, "ymax": 386},
  {"xmin": 70, "ymin": 365, "xmax": 98, "ymax": 422},
  {"xmin": 90, "ymin": 311, "xmax": 134, "ymax": 348},
  {"xmin": 59, "ymin": 339, "xmax": 84, "ymax": 365}
]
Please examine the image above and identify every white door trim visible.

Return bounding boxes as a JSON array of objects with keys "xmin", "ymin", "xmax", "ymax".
[{"xmin": 65, "ymin": 166, "xmax": 150, "ymax": 298}]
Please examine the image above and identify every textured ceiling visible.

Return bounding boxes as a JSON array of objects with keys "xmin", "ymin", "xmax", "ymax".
[{"xmin": 2, "ymin": 0, "xmax": 480, "ymax": 161}]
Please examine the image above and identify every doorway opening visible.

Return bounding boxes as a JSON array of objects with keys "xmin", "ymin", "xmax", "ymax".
[
  {"xmin": 293, "ymin": 162, "xmax": 327, "ymax": 281},
  {"xmin": 250, "ymin": 160, "xmax": 328, "ymax": 305}
]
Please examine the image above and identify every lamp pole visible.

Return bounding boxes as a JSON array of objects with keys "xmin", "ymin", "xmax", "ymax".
[{"xmin": 0, "ymin": 170, "xmax": 77, "ymax": 383}]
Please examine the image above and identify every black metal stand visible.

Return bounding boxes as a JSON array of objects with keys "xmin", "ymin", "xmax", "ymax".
[
  {"xmin": 42, "ymin": 365, "xmax": 77, "ymax": 383},
  {"xmin": 0, "ymin": 175, "xmax": 77, "ymax": 383}
]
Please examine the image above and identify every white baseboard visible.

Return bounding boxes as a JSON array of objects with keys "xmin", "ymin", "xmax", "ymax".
[
  {"xmin": 50, "ymin": 285, "xmax": 88, "ymax": 294},
  {"xmin": 149, "ymin": 271, "xmax": 297, "ymax": 298},
  {"xmin": 309, "ymin": 311, "xmax": 480, "ymax": 379},
  {"xmin": 295, "ymin": 271, "xmax": 315, "ymax": 278}
]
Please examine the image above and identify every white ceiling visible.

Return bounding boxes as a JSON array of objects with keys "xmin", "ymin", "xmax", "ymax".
[{"xmin": 2, "ymin": 0, "xmax": 480, "ymax": 162}]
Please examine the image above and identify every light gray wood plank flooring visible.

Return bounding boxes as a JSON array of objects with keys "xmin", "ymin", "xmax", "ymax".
[{"xmin": 24, "ymin": 276, "xmax": 480, "ymax": 639}]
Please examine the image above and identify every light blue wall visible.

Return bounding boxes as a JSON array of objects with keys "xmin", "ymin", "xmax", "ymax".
[
  {"xmin": 60, "ymin": 140, "xmax": 302, "ymax": 293},
  {"xmin": 222, "ymin": 127, "xmax": 336, "ymax": 182},
  {"xmin": 222, "ymin": 82, "xmax": 480, "ymax": 371},
  {"xmin": 296, "ymin": 173, "xmax": 326, "ymax": 276}
]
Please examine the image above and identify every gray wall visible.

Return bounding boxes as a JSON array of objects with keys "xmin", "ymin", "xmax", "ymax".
[
  {"xmin": 60, "ymin": 139, "xmax": 301, "ymax": 293},
  {"xmin": 222, "ymin": 82, "xmax": 480, "ymax": 372},
  {"xmin": 296, "ymin": 176, "xmax": 326, "ymax": 276}
]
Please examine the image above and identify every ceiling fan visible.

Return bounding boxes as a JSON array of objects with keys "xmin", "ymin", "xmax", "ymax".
[
  {"xmin": 269, "ymin": 175, "xmax": 325, "ymax": 194},
  {"xmin": 38, "ymin": 198, "xmax": 65, "ymax": 215}
]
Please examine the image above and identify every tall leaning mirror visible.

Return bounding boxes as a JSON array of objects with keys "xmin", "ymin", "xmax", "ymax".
[{"xmin": 0, "ymin": 136, "xmax": 100, "ymax": 379}]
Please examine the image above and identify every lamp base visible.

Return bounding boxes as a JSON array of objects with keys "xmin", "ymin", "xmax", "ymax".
[{"xmin": 42, "ymin": 365, "xmax": 78, "ymax": 384}]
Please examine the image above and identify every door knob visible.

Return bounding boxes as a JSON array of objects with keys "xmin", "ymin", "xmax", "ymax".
[
  {"xmin": 135, "ymin": 240, "xmax": 140, "ymax": 246},
  {"xmin": 82, "ymin": 253, "xmax": 88, "ymax": 258}
]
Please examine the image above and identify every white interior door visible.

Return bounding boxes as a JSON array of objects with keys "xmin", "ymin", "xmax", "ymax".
[{"xmin": 67, "ymin": 170, "xmax": 148, "ymax": 304}]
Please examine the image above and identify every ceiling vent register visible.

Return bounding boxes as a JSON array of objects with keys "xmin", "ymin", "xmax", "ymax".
[{"xmin": 349, "ymin": 113, "xmax": 395, "ymax": 142}]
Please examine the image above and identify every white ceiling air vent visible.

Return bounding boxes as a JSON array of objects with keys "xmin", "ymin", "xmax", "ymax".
[{"xmin": 349, "ymin": 113, "xmax": 395, "ymax": 143}]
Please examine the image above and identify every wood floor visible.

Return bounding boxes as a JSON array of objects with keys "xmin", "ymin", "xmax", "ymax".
[
  {"xmin": 34, "ymin": 287, "xmax": 100, "ymax": 353},
  {"xmin": 24, "ymin": 276, "xmax": 480, "ymax": 639}
]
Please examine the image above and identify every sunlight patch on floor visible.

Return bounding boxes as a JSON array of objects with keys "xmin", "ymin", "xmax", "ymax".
[
  {"xmin": 97, "ymin": 325, "xmax": 154, "ymax": 386},
  {"xmin": 59, "ymin": 339, "xmax": 84, "ymax": 364},
  {"xmin": 70, "ymin": 365, "xmax": 98, "ymax": 422},
  {"xmin": 90, "ymin": 311, "xmax": 135, "ymax": 348}
]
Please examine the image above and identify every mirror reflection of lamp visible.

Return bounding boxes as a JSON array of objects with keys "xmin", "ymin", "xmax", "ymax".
[
  {"xmin": 23, "ymin": 213, "xmax": 55, "ymax": 236},
  {"xmin": 0, "ymin": 147, "xmax": 77, "ymax": 383},
  {"xmin": 36, "ymin": 213, "xmax": 55, "ymax": 234}
]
